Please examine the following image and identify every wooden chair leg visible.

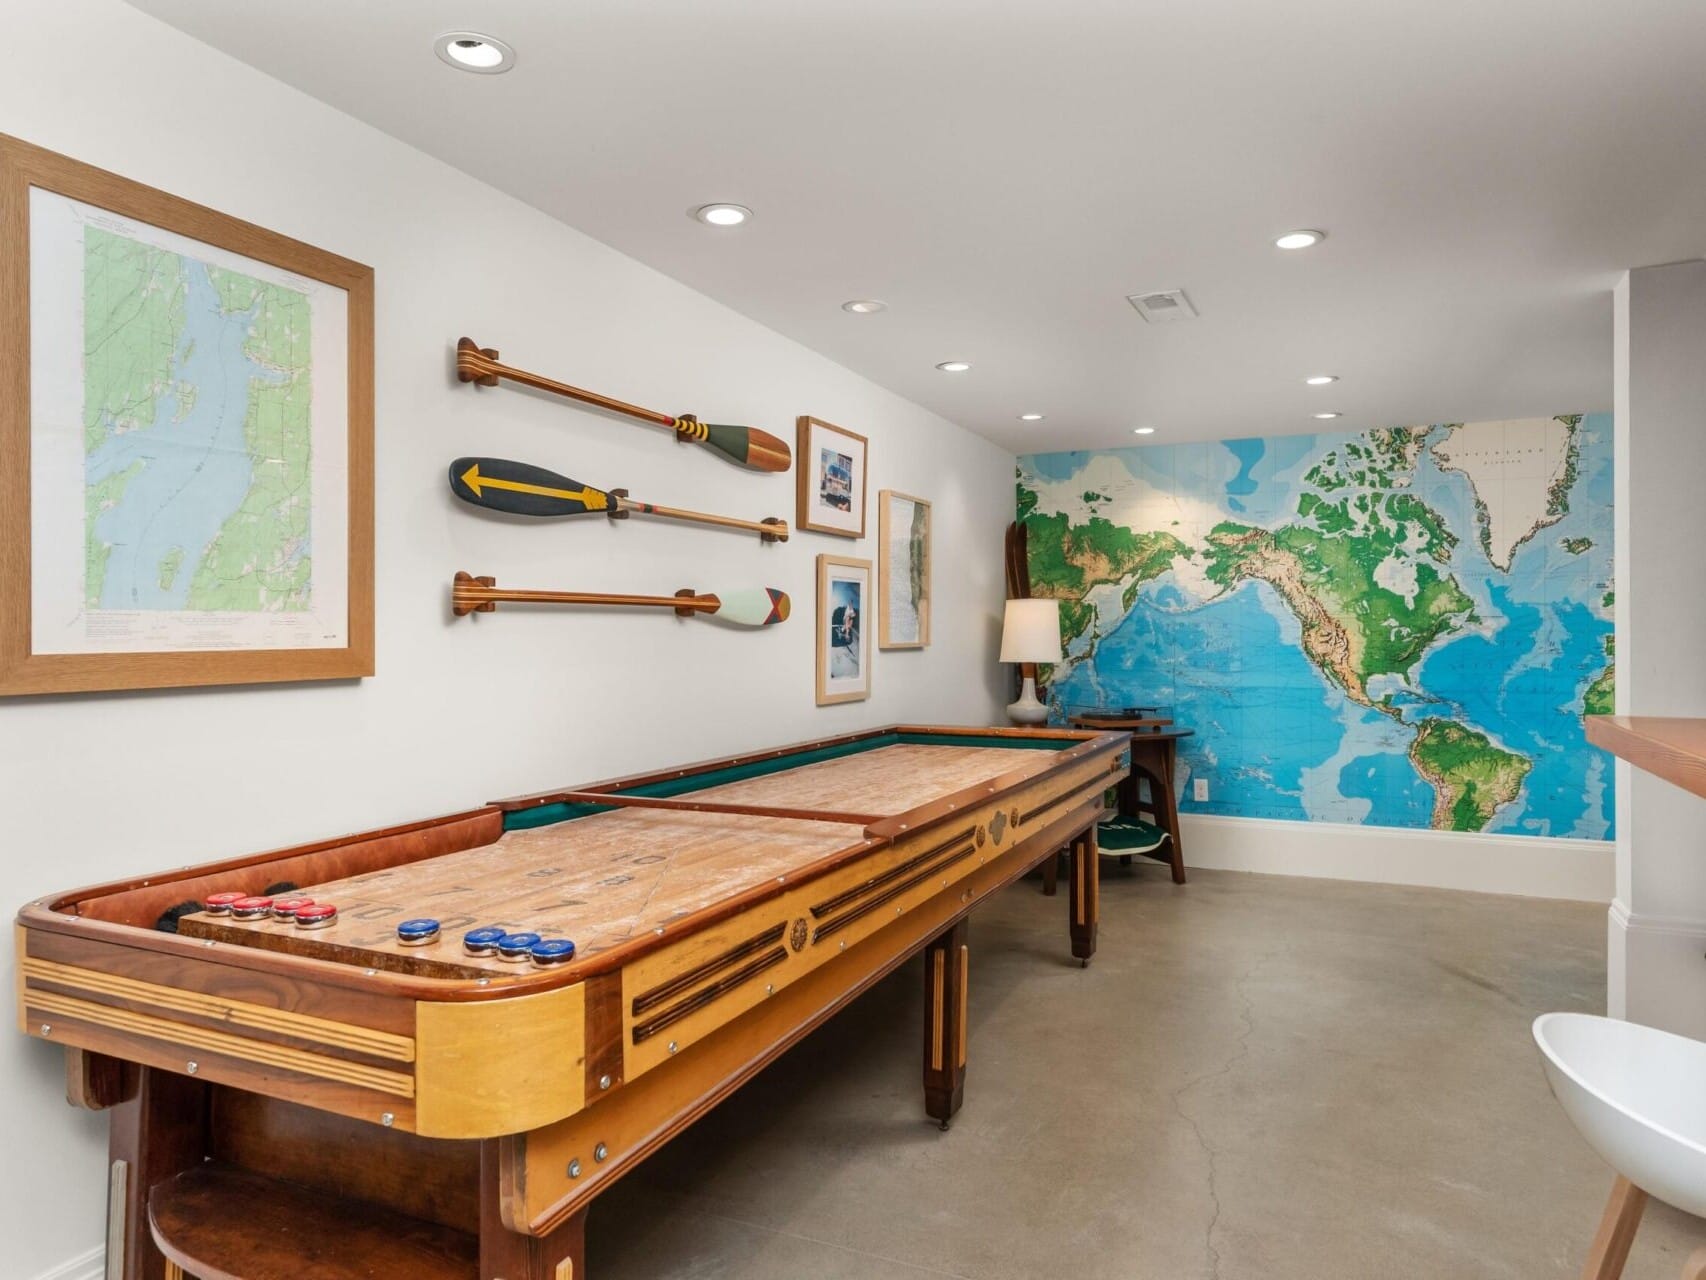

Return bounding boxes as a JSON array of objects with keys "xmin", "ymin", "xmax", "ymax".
[
  {"xmin": 1681, "ymin": 1244, "xmax": 1706, "ymax": 1280},
  {"xmin": 1580, "ymin": 1175, "xmax": 1648, "ymax": 1280},
  {"xmin": 1040, "ymin": 849, "xmax": 1060, "ymax": 896}
]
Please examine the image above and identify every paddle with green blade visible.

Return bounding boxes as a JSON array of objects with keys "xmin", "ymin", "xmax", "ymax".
[
  {"xmin": 456, "ymin": 338, "xmax": 791, "ymax": 473},
  {"xmin": 449, "ymin": 456, "xmax": 789, "ymax": 542},
  {"xmin": 452, "ymin": 572, "xmax": 791, "ymax": 626}
]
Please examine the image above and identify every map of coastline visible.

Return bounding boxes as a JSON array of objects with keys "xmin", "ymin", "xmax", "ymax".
[
  {"xmin": 84, "ymin": 225, "xmax": 313, "ymax": 615},
  {"xmin": 1018, "ymin": 416, "xmax": 1614, "ymax": 837}
]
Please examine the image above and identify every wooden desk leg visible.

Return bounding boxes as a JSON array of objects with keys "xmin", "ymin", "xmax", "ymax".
[
  {"xmin": 1041, "ymin": 848, "xmax": 1060, "ymax": 896},
  {"xmin": 107, "ymin": 1066, "xmax": 207, "ymax": 1280},
  {"xmin": 923, "ymin": 919, "xmax": 969, "ymax": 1130},
  {"xmin": 1157, "ymin": 744, "xmax": 1187, "ymax": 885},
  {"xmin": 1579, "ymin": 1174, "xmax": 1647, "ymax": 1280},
  {"xmin": 1680, "ymin": 1244, "xmax": 1706, "ymax": 1280},
  {"xmin": 1069, "ymin": 828, "xmax": 1099, "ymax": 966},
  {"xmin": 481, "ymin": 1141, "xmax": 587, "ymax": 1279}
]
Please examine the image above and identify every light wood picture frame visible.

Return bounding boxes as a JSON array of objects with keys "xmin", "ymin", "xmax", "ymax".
[
  {"xmin": 0, "ymin": 134, "xmax": 374, "ymax": 695},
  {"xmin": 816, "ymin": 553, "xmax": 872, "ymax": 705},
  {"xmin": 796, "ymin": 415, "xmax": 867, "ymax": 538},
  {"xmin": 878, "ymin": 489, "xmax": 931, "ymax": 649}
]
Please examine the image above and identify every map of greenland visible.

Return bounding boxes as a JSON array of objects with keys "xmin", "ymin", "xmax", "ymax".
[
  {"xmin": 1431, "ymin": 418, "xmax": 1575, "ymax": 571},
  {"xmin": 83, "ymin": 226, "xmax": 312, "ymax": 613}
]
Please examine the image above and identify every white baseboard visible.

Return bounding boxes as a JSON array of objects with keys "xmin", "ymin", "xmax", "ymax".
[
  {"xmin": 1178, "ymin": 813, "xmax": 1614, "ymax": 902},
  {"xmin": 30, "ymin": 1246, "xmax": 102, "ymax": 1280}
]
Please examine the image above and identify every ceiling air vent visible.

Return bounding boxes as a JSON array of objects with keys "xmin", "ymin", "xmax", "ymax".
[{"xmin": 1126, "ymin": 289, "xmax": 1198, "ymax": 324}]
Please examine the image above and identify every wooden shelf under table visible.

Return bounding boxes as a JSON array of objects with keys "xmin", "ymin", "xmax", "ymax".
[
  {"xmin": 1586, "ymin": 716, "xmax": 1706, "ymax": 801},
  {"xmin": 148, "ymin": 1163, "xmax": 477, "ymax": 1280}
]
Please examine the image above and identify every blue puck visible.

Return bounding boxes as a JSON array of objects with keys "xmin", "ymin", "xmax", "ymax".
[
  {"xmin": 463, "ymin": 926, "xmax": 507, "ymax": 956},
  {"xmin": 496, "ymin": 931, "xmax": 542, "ymax": 962},
  {"xmin": 529, "ymin": 938, "xmax": 577, "ymax": 966},
  {"xmin": 397, "ymin": 918, "xmax": 441, "ymax": 946}
]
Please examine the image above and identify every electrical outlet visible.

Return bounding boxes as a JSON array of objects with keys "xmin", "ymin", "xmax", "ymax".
[{"xmin": 1193, "ymin": 777, "xmax": 1209, "ymax": 803}]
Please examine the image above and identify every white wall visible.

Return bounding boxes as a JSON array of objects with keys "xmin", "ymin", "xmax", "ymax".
[
  {"xmin": 0, "ymin": 3, "xmax": 1013, "ymax": 1273},
  {"xmin": 1607, "ymin": 260, "xmax": 1706, "ymax": 1037}
]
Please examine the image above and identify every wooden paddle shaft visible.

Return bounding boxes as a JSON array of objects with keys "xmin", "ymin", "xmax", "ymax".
[
  {"xmin": 613, "ymin": 492, "xmax": 788, "ymax": 541},
  {"xmin": 453, "ymin": 572, "xmax": 715, "ymax": 617},
  {"xmin": 458, "ymin": 340, "xmax": 675, "ymax": 427}
]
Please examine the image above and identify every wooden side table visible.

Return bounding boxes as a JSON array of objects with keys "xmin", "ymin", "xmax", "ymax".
[{"xmin": 1070, "ymin": 715, "xmax": 1193, "ymax": 885}]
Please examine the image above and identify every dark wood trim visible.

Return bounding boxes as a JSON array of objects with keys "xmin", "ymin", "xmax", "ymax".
[{"xmin": 540, "ymin": 790, "xmax": 882, "ymax": 825}]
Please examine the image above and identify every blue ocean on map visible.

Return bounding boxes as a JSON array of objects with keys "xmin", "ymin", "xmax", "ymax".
[
  {"xmin": 1024, "ymin": 414, "xmax": 1614, "ymax": 840},
  {"xmin": 86, "ymin": 263, "xmax": 285, "ymax": 611}
]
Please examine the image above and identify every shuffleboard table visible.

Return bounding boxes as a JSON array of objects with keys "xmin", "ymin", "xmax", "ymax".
[{"xmin": 16, "ymin": 724, "xmax": 1127, "ymax": 1280}]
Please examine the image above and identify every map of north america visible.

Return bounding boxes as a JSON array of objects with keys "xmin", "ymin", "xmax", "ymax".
[
  {"xmin": 1018, "ymin": 416, "xmax": 1614, "ymax": 837},
  {"xmin": 83, "ymin": 227, "xmax": 312, "ymax": 614}
]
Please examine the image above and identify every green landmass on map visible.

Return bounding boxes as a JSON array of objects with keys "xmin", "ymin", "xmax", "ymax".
[
  {"xmin": 1202, "ymin": 520, "xmax": 1473, "ymax": 708},
  {"xmin": 157, "ymin": 547, "xmax": 185, "ymax": 592},
  {"xmin": 1017, "ymin": 491, "xmax": 1187, "ymax": 646},
  {"xmin": 84, "ymin": 459, "xmax": 145, "ymax": 607},
  {"xmin": 1408, "ymin": 719, "xmax": 1531, "ymax": 832},
  {"xmin": 83, "ymin": 229, "xmax": 188, "ymax": 456},
  {"xmin": 184, "ymin": 267, "xmax": 313, "ymax": 611},
  {"xmin": 1562, "ymin": 537, "xmax": 1592, "ymax": 555}
]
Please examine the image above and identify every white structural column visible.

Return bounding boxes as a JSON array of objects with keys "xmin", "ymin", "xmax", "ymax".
[{"xmin": 1608, "ymin": 260, "xmax": 1706, "ymax": 1036}]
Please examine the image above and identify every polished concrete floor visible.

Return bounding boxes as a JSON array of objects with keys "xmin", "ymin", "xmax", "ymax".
[{"xmin": 590, "ymin": 865, "xmax": 1703, "ymax": 1278}]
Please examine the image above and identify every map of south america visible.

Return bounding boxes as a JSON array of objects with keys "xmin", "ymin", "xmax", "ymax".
[
  {"xmin": 1018, "ymin": 416, "xmax": 1614, "ymax": 838},
  {"xmin": 83, "ymin": 227, "xmax": 312, "ymax": 614}
]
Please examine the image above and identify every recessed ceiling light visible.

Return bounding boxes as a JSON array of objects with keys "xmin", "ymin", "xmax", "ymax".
[
  {"xmin": 841, "ymin": 300, "xmax": 886, "ymax": 314},
  {"xmin": 1313, "ymin": 411, "xmax": 1343, "ymax": 419},
  {"xmin": 434, "ymin": 32, "xmax": 516, "ymax": 74},
  {"xmin": 1305, "ymin": 375, "xmax": 1339, "ymax": 386},
  {"xmin": 1275, "ymin": 229, "xmax": 1326, "ymax": 250},
  {"xmin": 1133, "ymin": 427, "xmax": 1156, "ymax": 436},
  {"xmin": 936, "ymin": 361, "xmax": 972, "ymax": 373},
  {"xmin": 1018, "ymin": 413, "xmax": 1045, "ymax": 422},
  {"xmin": 694, "ymin": 204, "xmax": 752, "ymax": 227}
]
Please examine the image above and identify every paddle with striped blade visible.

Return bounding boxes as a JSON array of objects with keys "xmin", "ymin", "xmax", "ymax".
[
  {"xmin": 456, "ymin": 338, "xmax": 791, "ymax": 472},
  {"xmin": 452, "ymin": 572, "xmax": 790, "ymax": 626},
  {"xmin": 449, "ymin": 457, "xmax": 788, "ymax": 542}
]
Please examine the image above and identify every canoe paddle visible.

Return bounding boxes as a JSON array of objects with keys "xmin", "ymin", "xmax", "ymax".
[
  {"xmin": 456, "ymin": 338, "xmax": 791, "ymax": 473},
  {"xmin": 449, "ymin": 457, "xmax": 788, "ymax": 542},
  {"xmin": 452, "ymin": 572, "xmax": 791, "ymax": 626}
]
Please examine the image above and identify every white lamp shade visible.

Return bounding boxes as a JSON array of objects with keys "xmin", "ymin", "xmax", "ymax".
[{"xmin": 1000, "ymin": 598, "xmax": 1063, "ymax": 664}]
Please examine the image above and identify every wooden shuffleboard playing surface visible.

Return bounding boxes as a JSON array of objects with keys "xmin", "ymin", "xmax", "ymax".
[{"xmin": 177, "ymin": 744, "xmax": 1059, "ymax": 979}]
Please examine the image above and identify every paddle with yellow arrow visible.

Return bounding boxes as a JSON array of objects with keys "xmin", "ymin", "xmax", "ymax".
[
  {"xmin": 456, "ymin": 338, "xmax": 791, "ymax": 473},
  {"xmin": 452, "ymin": 572, "xmax": 790, "ymax": 626},
  {"xmin": 449, "ymin": 456, "xmax": 788, "ymax": 542}
]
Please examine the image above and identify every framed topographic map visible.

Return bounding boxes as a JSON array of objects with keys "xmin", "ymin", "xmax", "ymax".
[
  {"xmin": 0, "ymin": 135, "xmax": 373, "ymax": 695},
  {"xmin": 878, "ymin": 489, "xmax": 930, "ymax": 648}
]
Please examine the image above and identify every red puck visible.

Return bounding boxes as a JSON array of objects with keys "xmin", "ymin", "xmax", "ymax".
[
  {"xmin": 294, "ymin": 903, "xmax": 338, "ymax": 929},
  {"xmin": 230, "ymin": 896, "xmax": 274, "ymax": 920},
  {"xmin": 203, "ymin": 892, "xmax": 246, "ymax": 915},
  {"xmin": 271, "ymin": 897, "xmax": 314, "ymax": 920}
]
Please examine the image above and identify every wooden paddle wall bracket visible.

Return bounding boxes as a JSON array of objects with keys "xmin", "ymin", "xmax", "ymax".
[
  {"xmin": 452, "ymin": 571, "xmax": 499, "ymax": 616},
  {"xmin": 456, "ymin": 337, "xmax": 501, "ymax": 388},
  {"xmin": 761, "ymin": 517, "xmax": 786, "ymax": 544},
  {"xmin": 606, "ymin": 488, "xmax": 633, "ymax": 520},
  {"xmin": 674, "ymin": 588, "xmax": 699, "ymax": 618}
]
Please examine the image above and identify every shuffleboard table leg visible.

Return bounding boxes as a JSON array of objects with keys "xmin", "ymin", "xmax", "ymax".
[
  {"xmin": 1069, "ymin": 827, "xmax": 1100, "ymax": 966},
  {"xmin": 480, "ymin": 1140, "xmax": 587, "ymax": 1279},
  {"xmin": 107, "ymin": 1066, "xmax": 207, "ymax": 1280},
  {"xmin": 922, "ymin": 918, "xmax": 970, "ymax": 1130}
]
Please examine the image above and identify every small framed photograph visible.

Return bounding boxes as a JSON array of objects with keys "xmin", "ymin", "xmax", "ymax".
[
  {"xmin": 878, "ymin": 490, "xmax": 931, "ymax": 649},
  {"xmin": 816, "ymin": 554, "xmax": 871, "ymax": 705},
  {"xmin": 796, "ymin": 416, "xmax": 867, "ymax": 538}
]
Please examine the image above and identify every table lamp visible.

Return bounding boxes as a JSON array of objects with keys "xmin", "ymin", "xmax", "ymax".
[{"xmin": 1000, "ymin": 598, "xmax": 1062, "ymax": 725}]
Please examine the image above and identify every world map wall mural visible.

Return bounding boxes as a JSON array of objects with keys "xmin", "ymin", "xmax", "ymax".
[{"xmin": 1017, "ymin": 414, "xmax": 1614, "ymax": 838}]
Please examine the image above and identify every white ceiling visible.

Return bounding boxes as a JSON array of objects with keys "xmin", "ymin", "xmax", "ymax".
[{"xmin": 128, "ymin": 0, "xmax": 1706, "ymax": 453}]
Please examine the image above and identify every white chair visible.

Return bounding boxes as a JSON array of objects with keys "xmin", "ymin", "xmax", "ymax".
[{"xmin": 1534, "ymin": 1012, "xmax": 1706, "ymax": 1279}]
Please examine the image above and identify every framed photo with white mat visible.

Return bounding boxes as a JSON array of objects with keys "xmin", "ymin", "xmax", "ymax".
[
  {"xmin": 816, "ymin": 553, "xmax": 871, "ymax": 705},
  {"xmin": 796, "ymin": 415, "xmax": 867, "ymax": 538}
]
